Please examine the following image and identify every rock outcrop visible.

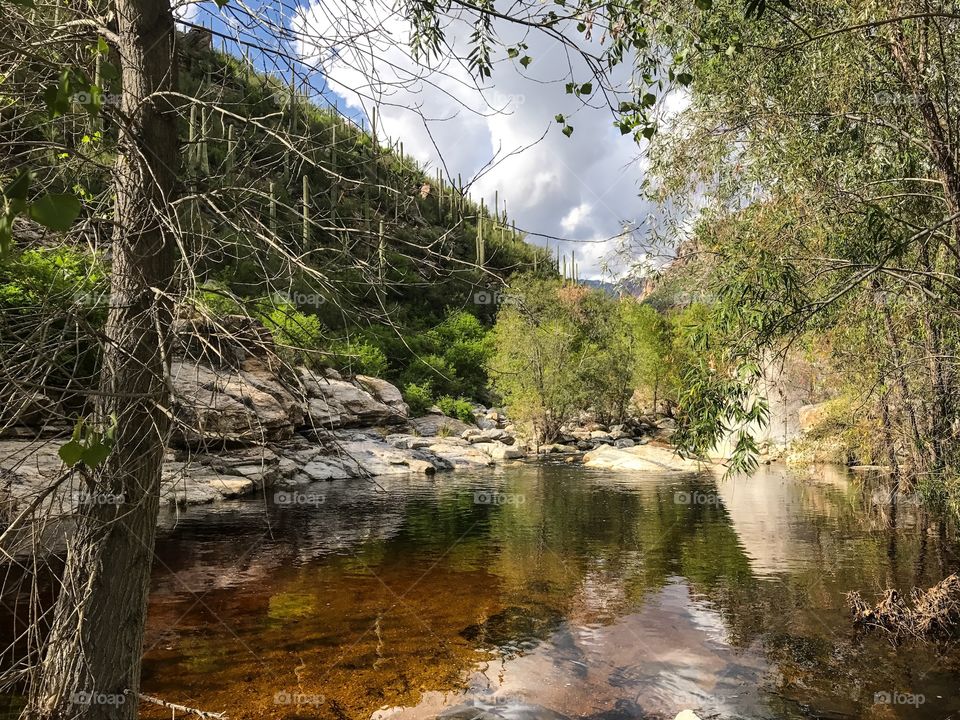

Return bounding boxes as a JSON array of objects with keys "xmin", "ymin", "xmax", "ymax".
[
  {"xmin": 170, "ymin": 359, "xmax": 303, "ymax": 445},
  {"xmin": 299, "ymin": 369, "xmax": 407, "ymax": 429}
]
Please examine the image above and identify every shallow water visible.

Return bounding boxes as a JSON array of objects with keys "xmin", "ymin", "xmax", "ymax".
[{"xmin": 137, "ymin": 463, "xmax": 960, "ymax": 720}]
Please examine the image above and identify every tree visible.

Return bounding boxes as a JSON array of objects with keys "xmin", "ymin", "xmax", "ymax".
[
  {"xmin": 489, "ymin": 277, "xmax": 591, "ymax": 442},
  {"xmin": 640, "ymin": 0, "xmax": 960, "ymax": 488},
  {"xmin": 15, "ymin": 0, "xmax": 179, "ymax": 715}
]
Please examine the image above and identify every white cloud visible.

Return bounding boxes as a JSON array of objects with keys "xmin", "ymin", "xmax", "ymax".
[
  {"xmin": 291, "ymin": 0, "xmax": 657, "ymax": 279},
  {"xmin": 561, "ymin": 203, "xmax": 592, "ymax": 234}
]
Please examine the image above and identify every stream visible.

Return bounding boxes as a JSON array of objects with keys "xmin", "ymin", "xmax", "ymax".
[{"xmin": 132, "ymin": 462, "xmax": 960, "ymax": 719}]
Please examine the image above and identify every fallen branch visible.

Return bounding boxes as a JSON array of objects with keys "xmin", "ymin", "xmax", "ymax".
[{"xmin": 131, "ymin": 691, "xmax": 229, "ymax": 719}]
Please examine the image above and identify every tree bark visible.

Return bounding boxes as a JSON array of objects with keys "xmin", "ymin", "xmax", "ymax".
[{"xmin": 21, "ymin": 0, "xmax": 178, "ymax": 715}]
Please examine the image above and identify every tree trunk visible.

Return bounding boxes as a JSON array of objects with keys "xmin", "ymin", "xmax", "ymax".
[{"xmin": 22, "ymin": 0, "xmax": 178, "ymax": 715}]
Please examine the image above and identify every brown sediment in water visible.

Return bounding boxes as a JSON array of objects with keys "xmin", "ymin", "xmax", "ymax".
[{"xmin": 140, "ymin": 561, "xmax": 517, "ymax": 720}]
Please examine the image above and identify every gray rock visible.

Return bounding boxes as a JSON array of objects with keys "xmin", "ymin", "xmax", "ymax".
[
  {"xmin": 300, "ymin": 370, "xmax": 406, "ymax": 429},
  {"xmin": 407, "ymin": 413, "xmax": 473, "ymax": 437},
  {"xmin": 614, "ymin": 438, "xmax": 635, "ymax": 448},
  {"xmin": 170, "ymin": 359, "xmax": 302, "ymax": 445},
  {"xmin": 473, "ymin": 442, "xmax": 524, "ymax": 460},
  {"xmin": 355, "ymin": 375, "xmax": 410, "ymax": 417}
]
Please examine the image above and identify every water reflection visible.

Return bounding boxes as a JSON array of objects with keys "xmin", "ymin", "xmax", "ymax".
[{"xmin": 138, "ymin": 464, "xmax": 960, "ymax": 720}]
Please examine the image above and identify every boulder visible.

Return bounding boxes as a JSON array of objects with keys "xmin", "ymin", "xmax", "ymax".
[
  {"xmin": 426, "ymin": 440, "xmax": 495, "ymax": 468},
  {"xmin": 590, "ymin": 431, "xmax": 613, "ymax": 442},
  {"xmin": 614, "ymin": 438, "xmax": 635, "ymax": 449},
  {"xmin": 407, "ymin": 413, "xmax": 474, "ymax": 437},
  {"xmin": 300, "ymin": 370, "xmax": 406, "ymax": 429},
  {"xmin": 355, "ymin": 375, "xmax": 410, "ymax": 417},
  {"xmin": 170, "ymin": 359, "xmax": 302, "ymax": 445},
  {"xmin": 540, "ymin": 443, "xmax": 579, "ymax": 454},
  {"xmin": 300, "ymin": 459, "xmax": 350, "ymax": 481},
  {"xmin": 473, "ymin": 442, "xmax": 524, "ymax": 461}
]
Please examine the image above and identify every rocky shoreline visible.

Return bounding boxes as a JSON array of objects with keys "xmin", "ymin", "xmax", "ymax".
[{"xmin": 0, "ymin": 316, "xmax": 698, "ymax": 518}]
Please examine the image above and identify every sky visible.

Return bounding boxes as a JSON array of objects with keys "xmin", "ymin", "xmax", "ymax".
[
  {"xmin": 178, "ymin": 0, "xmax": 690, "ymax": 280},
  {"xmin": 290, "ymin": 0, "xmax": 679, "ymax": 281}
]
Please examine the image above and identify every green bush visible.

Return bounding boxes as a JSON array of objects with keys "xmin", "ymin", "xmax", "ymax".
[
  {"xmin": 401, "ymin": 353, "xmax": 460, "ymax": 396},
  {"xmin": 194, "ymin": 282, "xmax": 244, "ymax": 317},
  {"xmin": 436, "ymin": 395, "xmax": 475, "ymax": 424},
  {"xmin": 255, "ymin": 296, "xmax": 323, "ymax": 366},
  {"xmin": 402, "ymin": 382, "xmax": 433, "ymax": 416},
  {"xmin": 332, "ymin": 339, "xmax": 389, "ymax": 377}
]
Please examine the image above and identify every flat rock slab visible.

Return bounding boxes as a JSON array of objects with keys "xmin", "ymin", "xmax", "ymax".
[{"xmin": 582, "ymin": 444, "xmax": 709, "ymax": 473}]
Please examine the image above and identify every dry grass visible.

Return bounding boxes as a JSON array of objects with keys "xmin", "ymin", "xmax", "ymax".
[{"xmin": 847, "ymin": 574, "xmax": 960, "ymax": 641}]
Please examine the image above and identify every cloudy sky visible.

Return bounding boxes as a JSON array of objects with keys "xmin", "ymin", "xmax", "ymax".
[{"xmin": 287, "ymin": 0, "xmax": 676, "ymax": 280}]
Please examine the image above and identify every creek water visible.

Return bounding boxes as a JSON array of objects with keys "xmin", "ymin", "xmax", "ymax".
[
  {"xmin": 107, "ymin": 464, "xmax": 960, "ymax": 718},
  {"xmin": 137, "ymin": 462, "xmax": 960, "ymax": 719}
]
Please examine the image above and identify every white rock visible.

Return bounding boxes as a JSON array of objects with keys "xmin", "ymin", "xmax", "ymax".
[
  {"xmin": 473, "ymin": 442, "xmax": 524, "ymax": 461},
  {"xmin": 583, "ymin": 444, "xmax": 707, "ymax": 473}
]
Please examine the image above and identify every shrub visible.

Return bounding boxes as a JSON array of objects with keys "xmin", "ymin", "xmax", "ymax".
[
  {"xmin": 436, "ymin": 395, "xmax": 475, "ymax": 424},
  {"xmin": 401, "ymin": 353, "xmax": 460, "ymax": 396},
  {"xmin": 332, "ymin": 340, "xmax": 389, "ymax": 377},
  {"xmin": 402, "ymin": 382, "xmax": 433, "ymax": 416},
  {"xmin": 255, "ymin": 296, "xmax": 323, "ymax": 365},
  {"xmin": 194, "ymin": 282, "xmax": 244, "ymax": 317}
]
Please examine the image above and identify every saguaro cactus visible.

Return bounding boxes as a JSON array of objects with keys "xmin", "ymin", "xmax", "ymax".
[{"xmin": 302, "ymin": 174, "xmax": 310, "ymax": 249}]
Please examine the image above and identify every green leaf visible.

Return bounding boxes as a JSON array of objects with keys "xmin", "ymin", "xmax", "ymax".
[
  {"xmin": 519, "ymin": 56, "xmax": 532, "ymax": 68},
  {"xmin": 642, "ymin": 92, "xmax": 657, "ymax": 107},
  {"xmin": 507, "ymin": 47, "xmax": 519, "ymax": 59},
  {"xmin": 81, "ymin": 441, "xmax": 111, "ymax": 469},
  {"xmin": 579, "ymin": 82, "xmax": 592, "ymax": 95},
  {"xmin": 555, "ymin": 114, "xmax": 565, "ymax": 124},
  {"xmin": 565, "ymin": 82, "xmax": 575, "ymax": 94},
  {"xmin": 98, "ymin": 61, "xmax": 120, "ymax": 83},
  {"xmin": 695, "ymin": 0, "xmax": 713, "ymax": 8},
  {"xmin": 4, "ymin": 171, "xmax": 31, "ymax": 201},
  {"xmin": 212, "ymin": 0, "xmax": 229, "ymax": 7},
  {"xmin": 676, "ymin": 72, "xmax": 693, "ymax": 86},
  {"xmin": 59, "ymin": 440, "xmax": 85, "ymax": 468},
  {"xmin": 29, "ymin": 193, "xmax": 81, "ymax": 231},
  {"xmin": 561, "ymin": 125, "xmax": 574, "ymax": 137},
  {"xmin": 0, "ymin": 214, "xmax": 13, "ymax": 258},
  {"xmin": 641, "ymin": 125, "xmax": 656, "ymax": 139}
]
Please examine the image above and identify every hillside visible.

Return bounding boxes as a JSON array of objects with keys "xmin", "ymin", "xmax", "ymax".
[{"xmin": 1, "ymin": 29, "xmax": 558, "ymax": 409}]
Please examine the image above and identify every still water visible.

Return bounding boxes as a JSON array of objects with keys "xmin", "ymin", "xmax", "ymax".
[{"xmin": 140, "ymin": 463, "xmax": 960, "ymax": 720}]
